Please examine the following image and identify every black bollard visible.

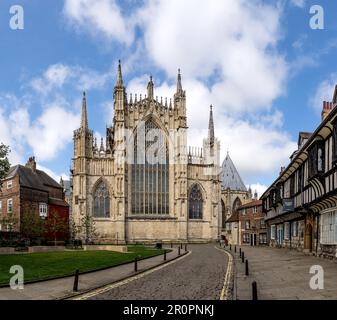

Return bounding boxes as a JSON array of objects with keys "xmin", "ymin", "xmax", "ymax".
[
  {"xmin": 185, "ymin": 244, "xmax": 187, "ymax": 252},
  {"xmin": 242, "ymin": 252, "xmax": 245, "ymax": 263},
  {"xmin": 239, "ymin": 248, "xmax": 242, "ymax": 257},
  {"xmin": 180, "ymin": 243, "xmax": 183, "ymax": 249},
  {"xmin": 73, "ymin": 269, "xmax": 79, "ymax": 292},
  {"xmin": 134, "ymin": 257, "xmax": 138, "ymax": 272},
  {"xmin": 245, "ymin": 259, "xmax": 249, "ymax": 276},
  {"xmin": 178, "ymin": 247, "xmax": 181, "ymax": 256},
  {"xmin": 230, "ymin": 244, "xmax": 232, "ymax": 251},
  {"xmin": 164, "ymin": 251, "xmax": 167, "ymax": 261},
  {"xmin": 171, "ymin": 242, "xmax": 173, "ymax": 248},
  {"xmin": 252, "ymin": 281, "xmax": 258, "ymax": 300},
  {"xmin": 234, "ymin": 246, "xmax": 236, "ymax": 253}
]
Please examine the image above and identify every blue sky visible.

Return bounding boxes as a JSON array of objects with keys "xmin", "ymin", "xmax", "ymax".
[{"xmin": 0, "ymin": 0, "xmax": 337, "ymax": 195}]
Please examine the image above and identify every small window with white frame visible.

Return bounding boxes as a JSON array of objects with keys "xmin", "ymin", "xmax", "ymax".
[
  {"xmin": 7, "ymin": 199, "xmax": 13, "ymax": 213},
  {"xmin": 7, "ymin": 180, "xmax": 13, "ymax": 189},
  {"xmin": 39, "ymin": 203, "xmax": 48, "ymax": 218},
  {"xmin": 253, "ymin": 206, "xmax": 257, "ymax": 214}
]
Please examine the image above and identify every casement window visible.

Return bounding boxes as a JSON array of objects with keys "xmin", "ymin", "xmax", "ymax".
[
  {"xmin": 284, "ymin": 222, "xmax": 290, "ymax": 240},
  {"xmin": 332, "ymin": 121, "xmax": 337, "ymax": 164},
  {"xmin": 245, "ymin": 220, "xmax": 250, "ymax": 230},
  {"xmin": 289, "ymin": 175, "xmax": 295, "ymax": 197},
  {"xmin": 7, "ymin": 180, "xmax": 12, "ymax": 189},
  {"xmin": 39, "ymin": 203, "xmax": 48, "ymax": 218},
  {"xmin": 297, "ymin": 166, "xmax": 304, "ymax": 192},
  {"xmin": 7, "ymin": 199, "xmax": 13, "ymax": 213},
  {"xmin": 260, "ymin": 219, "xmax": 266, "ymax": 229},
  {"xmin": 242, "ymin": 208, "xmax": 246, "ymax": 215},
  {"xmin": 270, "ymin": 225, "xmax": 276, "ymax": 240},
  {"xmin": 253, "ymin": 206, "xmax": 257, "ymax": 214},
  {"xmin": 243, "ymin": 233, "xmax": 250, "ymax": 243},
  {"xmin": 308, "ymin": 142, "xmax": 325, "ymax": 178},
  {"xmin": 320, "ymin": 210, "xmax": 337, "ymax": 245}
]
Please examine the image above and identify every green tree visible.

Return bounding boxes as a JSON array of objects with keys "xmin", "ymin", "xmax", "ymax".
[
  {"xmin": 81, "ymin": 213, "xmax": 97, "ymax": 244},
  {"xmin": 0, "ymin": 212, "xmax": 18, "ymax": 245},
  {"xmin": 69, "ymin": 216, "xmax": 82, "ymax": 242},
  {"xmin": 45, "ymin": 209, "xmax": 68, "ymax": 246},
  {"xmin": 21, "ymin": 212, "xmax": 45, "ymax": 241},
  {"xmin": 0, "ymin": 143, "xmax": 10, "ymax": 190}
]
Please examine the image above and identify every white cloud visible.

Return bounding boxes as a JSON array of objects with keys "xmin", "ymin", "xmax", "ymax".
[
  {"xmin": 30, "ymin": 63, "xmax": 111, "ymax": 96},
  {"xmin": 37, "ymin": 164, "xmax": 69, "ymax": 183},
  {"xmin": 310, "ymin": 74, "xmax": 337, "ymax": 113},
  {"xmin": 27, "ymin": 104, "xmax": 80, "ymax": 161},
  {"xmin": 63, "ymin": 0, "xmax": 134, "ymax": 45},
  {"xmin": 247, "ymin": 183, "xmax": 268, "ymax": 199},
  {"xmin": 126, "ymin": 77, "xmax": 297, "ymax": 180},
  {"xmin": 290, "ymin": 0, "xmax": 305, "ymax": 8}
]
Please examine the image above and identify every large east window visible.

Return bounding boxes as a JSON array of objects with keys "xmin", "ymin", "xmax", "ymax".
[
  {"xmin": 93, "ymin": 181, "xmax": 110, "ymax": 218},
  {"xmin": 132, "ymin": 119, "xmax": 169, "ymax": 215},
  {"xmin": 320, "ymin": 210, "xmax": 337, "ymax": 245}
]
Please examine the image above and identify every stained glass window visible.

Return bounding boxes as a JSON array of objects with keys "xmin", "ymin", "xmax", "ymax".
[
  {"xmin": 189, "ymin": 184, "xmax": 203, "ymax": 219},
  {"xmin": 93, "ymin": 181, "xmax": 110, "ymax": 218},
  {"xmin": 132, "ymin": 119, "xmax": 169, "ymax": 215}
]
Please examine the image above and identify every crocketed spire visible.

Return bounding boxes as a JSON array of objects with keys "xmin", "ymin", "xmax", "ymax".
[
  {"xmin": 81, "ymin": 91, "xmax": 88, "ymax": 129},
  {"xmin": 208, "ymin": 105, "xmax": 214, "ymax": 147},
  {"xmin": 116, "ymin": 60, "xmax": 123, "ymax": 87}
]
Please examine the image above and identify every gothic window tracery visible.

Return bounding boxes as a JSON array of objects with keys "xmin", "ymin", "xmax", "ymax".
[
  {"xmin": 189, "ymin": 184, "xmax": 203, "ymax": 219},
  {"xmin": 132, "ymin": 119, "xmax": 169, "ymax": 215},
  {"xmin": 93, "ymin": 181, "xmax": 110, "ymax": 218}
]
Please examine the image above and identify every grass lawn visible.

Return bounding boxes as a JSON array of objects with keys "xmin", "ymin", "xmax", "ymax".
[{"xmin": 0, "ymin": 245, "xmax": 167, "ymax": 286}]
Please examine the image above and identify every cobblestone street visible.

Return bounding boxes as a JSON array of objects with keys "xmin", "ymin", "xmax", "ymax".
[
  {"xmin": 231, "ymin": 245, "xmax": 337, "ymax": 300},
  {"xmin": 89, "ymin": 244, "xmax": 229, "ymax": 300}
]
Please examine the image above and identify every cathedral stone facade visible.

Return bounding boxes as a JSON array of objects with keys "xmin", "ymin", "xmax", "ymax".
[{"xmin": 72, "ymin": 61, "xmax": 221, "ymax": 244}]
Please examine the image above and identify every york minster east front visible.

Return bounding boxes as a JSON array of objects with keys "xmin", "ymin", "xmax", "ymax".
[{"xmin": 72, "ymin": 61, "xmax": 221, "ymax": 243}]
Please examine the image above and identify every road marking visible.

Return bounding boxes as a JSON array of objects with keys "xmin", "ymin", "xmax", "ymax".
[
  {"xmin": 215, "ymin": 246, "xmax": 233, "ymax": 300},
  {"xmin": 69, "ymin": 251, "xmax": 192, "ymax": 300}
]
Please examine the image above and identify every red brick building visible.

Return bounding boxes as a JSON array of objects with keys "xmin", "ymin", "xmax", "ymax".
[
  {"xmin": 0, "ymin": 157, "xmax": 69, "ymax": 241},
  {"xmin": 238, "ymin": 199, "xmax": 267, "ymax": 246}
]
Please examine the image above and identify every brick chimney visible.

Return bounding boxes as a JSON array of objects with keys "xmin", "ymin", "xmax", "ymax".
[
  {"xmin": 322, "ymin": 101, "xmax": 334, "ymax": 121},
  {"xmin": 25, "ymin": 156, "xmax": 37, "ymax": 173}
]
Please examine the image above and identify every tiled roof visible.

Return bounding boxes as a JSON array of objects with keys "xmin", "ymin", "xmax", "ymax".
[
  {"xmin": 6, "ymin": 165, "xmax": 62, "ymax": 192},
  {"xmin": 238, "ymin": 199, "xmax": 262, "ymax": 210},
  {"xmin": 220, "ymin": 153, "xmax": 247, "ymax": 191},
  {"xmin": 226, "ymin": 211, "xmax": 239, "ymax": 223}
]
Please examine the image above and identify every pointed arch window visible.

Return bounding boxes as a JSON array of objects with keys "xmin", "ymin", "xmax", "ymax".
[
  {"xmin": 189, "ymin": 184, "xmax": 203, "ymax": 219},
  {"xmin": 93, "ymin": 181, "xmax": 110, "ymax": 218},
  {"xmin": 232, "ymin": 197, "xmax": 242, "ymax": 213},
  {"xmin": 132, "ymin": 119, "xmax": 169, "ymax": 215}
]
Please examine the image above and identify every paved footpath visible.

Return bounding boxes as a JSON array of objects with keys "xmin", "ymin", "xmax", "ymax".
[
  {"xmin": 88, "ymin": 244, "xmax": 229, "ymax": 300},
  {"xmin": 0, "ymin": 247, "xmax": 184, "ymax": 300},
  {"xmin": 229, "ymin": 245, "xmax": 337, "ymax": 300}
]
